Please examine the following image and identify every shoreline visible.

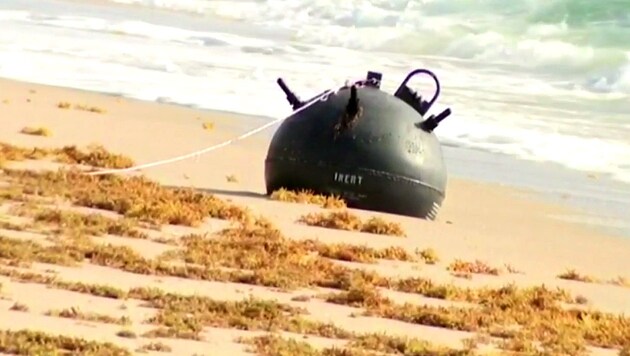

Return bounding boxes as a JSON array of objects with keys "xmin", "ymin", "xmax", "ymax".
[
  {"xmin": 1, "ymin": 75, "xmax": 628, "ymax": 259},
  {"xmin": 3, "ymin": 0, "xmax": 630, "ymax": 189},
  {"xmin": 443, "ymin": 145, "xmax": 630, "ymax": 238},
  {"xmin": 2, "ymin": 76, "xmax": 630, "ymax": 355},
  {"xmin": 2, "ymin": 76, "xmax": 627, "ymax": 238}
]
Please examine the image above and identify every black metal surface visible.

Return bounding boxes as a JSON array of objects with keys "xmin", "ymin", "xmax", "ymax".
[{"xmin": 265, "ymin": 70, "xmax": 451, "ymax": 220}]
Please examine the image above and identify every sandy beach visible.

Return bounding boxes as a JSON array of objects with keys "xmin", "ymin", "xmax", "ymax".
[{"xmin": 1, "ymin": 77, "xmax": 630, "ymax": 355}]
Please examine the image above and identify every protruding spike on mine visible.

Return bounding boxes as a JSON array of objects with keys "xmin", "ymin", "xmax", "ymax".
[
  {"xmin": 276, "ymin": 78, "xmax": 304, "ymax": 110},
  {"xmin": 419, "ymin": 108, "xmax": 452, "ymax": 133}
]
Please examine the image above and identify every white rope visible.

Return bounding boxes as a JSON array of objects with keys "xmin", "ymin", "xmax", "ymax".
[{"xmin": 86, "ymin": 78, "xmax": 376, "ymax": 176}]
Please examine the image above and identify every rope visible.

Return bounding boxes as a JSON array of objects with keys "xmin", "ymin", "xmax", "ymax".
[{"xmin": 86, "ymin": 78, "xmax": 378, "ymax": 176}]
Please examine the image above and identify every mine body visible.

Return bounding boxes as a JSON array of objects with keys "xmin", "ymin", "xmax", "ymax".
[{"xmin": 265, "ymin": 69, "xmax": 452, "ymax": 220}]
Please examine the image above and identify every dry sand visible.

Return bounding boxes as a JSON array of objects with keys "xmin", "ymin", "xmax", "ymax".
[{"xmin": 1, "ymin": 77, "xmax": 630, "ymax": 355}]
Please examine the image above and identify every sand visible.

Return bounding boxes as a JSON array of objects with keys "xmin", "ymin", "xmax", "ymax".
[{"xmin": 1, "ymin": 77, "xmax": 630, "ymax": 355}]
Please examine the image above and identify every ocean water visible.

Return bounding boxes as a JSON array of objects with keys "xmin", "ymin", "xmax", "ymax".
[{"xmin": 0, "ymin": 0, "xmax": 629, "ymax": 184}]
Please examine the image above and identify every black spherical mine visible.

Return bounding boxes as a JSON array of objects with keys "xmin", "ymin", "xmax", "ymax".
[{"xmin": 264, "ymin": 69, "xmax": 452, "ymax": 220}]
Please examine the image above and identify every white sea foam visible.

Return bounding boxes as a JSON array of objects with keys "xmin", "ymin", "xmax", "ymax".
[
  {"xmin": 103, "ymin": 0, "xmax": 630, "ymax": 86},
  {"xmin": 0, "ymin": 1, "xmax": 629, "ymax": 184}
]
